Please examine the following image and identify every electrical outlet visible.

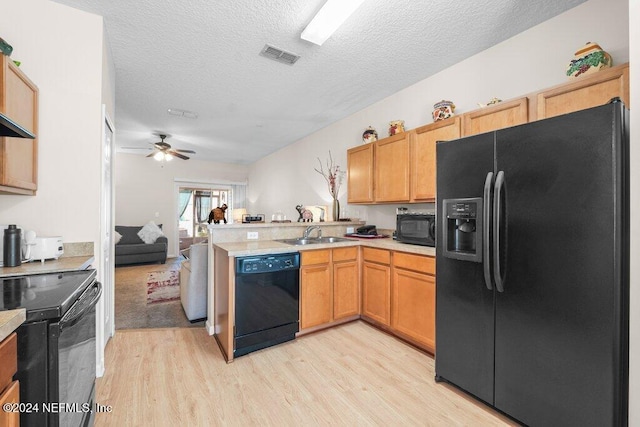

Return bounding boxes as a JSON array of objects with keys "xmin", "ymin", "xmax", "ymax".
[
  {"xmin": 247, "ymin": 232, "xmax": 259, "ymax": 240},
  {"xmin": 346, "ymin": 227, "xmax": 355, "ymax": 234}
]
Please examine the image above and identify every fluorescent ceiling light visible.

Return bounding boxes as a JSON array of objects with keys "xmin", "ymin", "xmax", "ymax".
[{"xmin": 301, "ymin": 0, "xmax": 366, "ymax": 46}]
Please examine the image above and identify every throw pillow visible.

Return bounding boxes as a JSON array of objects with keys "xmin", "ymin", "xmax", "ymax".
[
  {"xmin": 137, "ymin": 221, "xmax": 165, "ymax": 244},
  {"xmin": 114, "ymin": 230, "xmax": 122, "ymax": 244}
]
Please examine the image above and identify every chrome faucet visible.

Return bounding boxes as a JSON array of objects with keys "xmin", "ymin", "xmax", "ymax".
[{"xmin": 303, "ymin": 225, "xmax": 322, "ymax": 239}]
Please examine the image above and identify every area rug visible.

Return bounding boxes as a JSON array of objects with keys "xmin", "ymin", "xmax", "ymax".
[{"xmin": 146, "ymin": 270, "xmax": 180, "ymax": 304}]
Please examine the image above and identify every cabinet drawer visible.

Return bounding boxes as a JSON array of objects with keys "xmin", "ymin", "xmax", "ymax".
[
  {"xmin": 0, "ymin": 333, "xmax": 17, "ymax": 393},
  {"xmin": 0, "ymin": 381, "xmax": 19, "ymax": 425},
  {"xmin": 393, "ymin": 252, "xmax": 435, "ymax": 275},
  {"xmin": 333, "ymin": 247, "xmax": 358, "ymax": 262},
  {"xmin": 362, "ymin": 247, "xmax": 390, "ymax": 264},
  {"xmin": 301, "ymin": 249, "xmax": 330, "ymax": 265}
]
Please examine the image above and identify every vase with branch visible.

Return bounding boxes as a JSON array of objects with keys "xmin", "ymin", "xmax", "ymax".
[{"xmin": 314, "ymin": 151, "xmax": 345, "ymax": 221}]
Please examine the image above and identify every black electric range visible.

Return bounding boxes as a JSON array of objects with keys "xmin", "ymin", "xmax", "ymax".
[{"xmin": 1, "ymin": 269, "xmax": 101, "ymax": 427}]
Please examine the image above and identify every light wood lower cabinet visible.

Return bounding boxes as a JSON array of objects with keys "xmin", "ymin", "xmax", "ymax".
[
  {"xmin": 391, "ymin": 252, "xmax": 436, "ymax": 352},
  {"xmin": 0, "ymin": 332, "xmax": 19, "ymax": 427},
  {"xmin": 361, "ymin": 248, "xmax": 391, "ymax": 326},
  {"xmin": 300, "ymin": 247, "xmax": 359, "ymax": 330}
]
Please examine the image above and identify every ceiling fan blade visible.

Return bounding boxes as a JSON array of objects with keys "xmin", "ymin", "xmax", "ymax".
[
  {"xmin": 174, "ymin": 149, "xmax": 196, "ymax": 154},
  {"xmin": 154, "ymin": 141, "xmax": 171, "ymax": 150},
  {"xmin": 122, "ymin": 146, "xmax": 153, "ymax": 151},
  {"xmin": 146, "ymin": 151, "xmax": 159, "ymax": 158},
  {"xmin": 168, "ymin": 150, "xmax": 189, "ymax": 160}
]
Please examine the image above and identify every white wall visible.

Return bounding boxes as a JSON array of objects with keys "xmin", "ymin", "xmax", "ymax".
[
  {"xmin": 247, "ymin": 0, "xmax": 629, "ymax": 230},
  {"xmin": 115, "ymin": 153, "xmax": 249, "ymax": 256},
  {"xmin": 0, "ymin": 0, "xmax": 104, "ymax": 251},
  {"xmin": 628, "ymin": 0, "xmax": 638, "ymax": 423}
]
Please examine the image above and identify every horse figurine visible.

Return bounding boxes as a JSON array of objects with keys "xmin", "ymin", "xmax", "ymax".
[
  {"xmin": 295, "ymin": 205, "xmax": 313, "ymax": 222},
  {"xmin": 208, "ymin": 204, "xmax": 228, "ymax": 224}
]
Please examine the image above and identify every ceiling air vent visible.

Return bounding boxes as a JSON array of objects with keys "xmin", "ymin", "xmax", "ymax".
[{"xmin": 259, "ymin": 44, "xmax": 300, "ymax": 65}]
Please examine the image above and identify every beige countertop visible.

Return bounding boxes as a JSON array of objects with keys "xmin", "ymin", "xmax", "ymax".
[
  {"xmin": 0, "ymin": 256, "xmax": 95, "ymax": 278},
  {"xmin": 214, "ymin": 238, "xmax": 435, "ymax": 257},
  {"xmin": 0, "ymin": 309, "xmax": 26, "ymax": 342}
]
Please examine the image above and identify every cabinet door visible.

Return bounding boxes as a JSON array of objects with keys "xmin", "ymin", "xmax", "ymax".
[
  {"xmin": 333, "ymin": 260, "xmax": 359, "ymax": 320},
  {"xmin": 462, "ymin": 97, "xmax": 528, "ymax": 137},
  {"xmin": 301, "ymin": 250, "xmax": 332, "ymax": 329},
  {"xmin": 0, "ymin": 381, "xmax": 19, "ymax": 427},
  {"xmin": 374, "ymin": 132, "xmax": 411, "ymax": 202},
  {"xmin": 392, "ymin": 268, "xmax": 436, "ymax": 351},
  {"xmin": 347, "ymin": 144, "xmax": 374, "ymax": 203},
  {"xmin": 0, "ymin": 56, "xmax": 38, "ymax": 194},
  {"xmin": 411, "ymin": 118, "xmax": 461, "ymax": 202},
  {"xmin": 362, "ymin": 261, "xmax": 391, "ymax": 325},
  {"xmin": 537, "ymin": 63, "xmax": 629, "ymax": 119}
]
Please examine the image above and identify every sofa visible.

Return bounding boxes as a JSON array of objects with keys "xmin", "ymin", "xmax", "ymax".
[
  {"xmin": 179, "ymin": 242, "xmax": 208, "ymax": 321},
  {"xmin": 115, "ymin": 225, "xmax": 168, "ymax": 266}
]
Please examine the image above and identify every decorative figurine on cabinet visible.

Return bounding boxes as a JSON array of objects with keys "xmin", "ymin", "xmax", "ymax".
[
  {"xmin": 362, "ymin": 126, "xmax": 378, "ymax": 144},
  {"xmin": 566, "ymin": 42, "xmax": 612, "ymax": 78},
  {"xmin": 296, "ymin": 205, "xmax": 314, "ymax": 222},
  {"xmin": 432, "ymin": 100, "xmax": 456, "ymax": 122},
  {"xmin": 208, "ymin": 204, "xmax": 228, "ymax": 224},
  {"xmin": 477, "ymin": 97, "xmax": 502, "ymax": 108},
  {"xmin": 388, "ymin": 120, "xmax": 405, "ymax": 136}
]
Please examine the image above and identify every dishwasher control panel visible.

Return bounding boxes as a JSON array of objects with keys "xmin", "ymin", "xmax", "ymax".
[{"xmin": 236, "ymin": 252, "xmax": 300, "ymax": 274}]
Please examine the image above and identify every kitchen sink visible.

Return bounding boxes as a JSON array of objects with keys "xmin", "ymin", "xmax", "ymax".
[{"xmin": 276, "ymin": 236, "xmax": 352, "ymax": 245}]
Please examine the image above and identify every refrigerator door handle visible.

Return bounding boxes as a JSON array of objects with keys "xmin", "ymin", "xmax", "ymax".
[
  {"xmin": 483, "ymin": 172, "xmax": 494, "ymax": 290},
  {"xmin": 493, "ymin": 170, "xmax": 506, "ymax": 292}
]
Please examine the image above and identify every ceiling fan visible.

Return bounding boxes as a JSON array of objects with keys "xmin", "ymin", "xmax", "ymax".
[
  {"xmin": 123, "ymin": 134, "xmax": 196, "ymax": 161},
  {"xmin": 147, "ymin": 134, "xmax": 195, "ymax": 160}
]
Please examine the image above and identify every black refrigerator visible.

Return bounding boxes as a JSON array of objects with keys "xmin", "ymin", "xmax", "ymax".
[{"xmin": 434, "ymin": 101, "xmax": 629, "ymax": 426}]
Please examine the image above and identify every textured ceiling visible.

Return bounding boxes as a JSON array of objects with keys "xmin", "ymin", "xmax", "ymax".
[{"xmin": 52, "ymin": 0, "xmax": 586, "ymax": 164}]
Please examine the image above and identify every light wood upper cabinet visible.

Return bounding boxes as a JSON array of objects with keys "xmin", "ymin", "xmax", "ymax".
[
  {"xmin": 537, "ymin": 63, "xmax": 630, "ymax": 120},
  {"xmin": 391, "ymin": 252, "xmax": 436, "ymax": 353},
  {"xmin": 347, "ymin": 144, "xmax": 374, "ymax": 203},
  {"xmin": 374, "ymin": 132, "xmax": 411, "ymax": 202},
  {"xmin": 462, "ymin": 97, "xmax": 529, "ymax": 137},
  {"xmin": 0, "ymin": 55, "xmax": 39, "ymax": 195},
  {"xmin": 411, "ymin": 117, "xmax": 461, "ymax": 202}
]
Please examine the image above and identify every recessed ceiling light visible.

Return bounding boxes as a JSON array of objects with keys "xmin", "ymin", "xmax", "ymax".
[{"xmin": 167, "ymin": 108, "xmax": 198, "ymax": 119}]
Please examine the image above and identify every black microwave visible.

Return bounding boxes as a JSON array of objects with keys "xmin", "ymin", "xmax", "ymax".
[{"xmin": 396, "ymin": 213, "xmax": 436, "ymax": 247}]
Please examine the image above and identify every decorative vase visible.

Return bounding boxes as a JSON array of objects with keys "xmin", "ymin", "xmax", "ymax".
[
  {"xmin": 332, "ymin": 198, "xmax": 340, "ymax": 221},
  {"xmin": 566, "ymin": 42, "xmax": 612, "ymax": 78},
  {"xmin": 388, "ymin": 120, "xmax": 405, "ymax": 136},
  {"xmin": 362, "ymin": 126, "xmax": 378, "ymax": 144},
  {"xmin": 432, "ymin": 100, "xmax": 456, "ymax": 122}
]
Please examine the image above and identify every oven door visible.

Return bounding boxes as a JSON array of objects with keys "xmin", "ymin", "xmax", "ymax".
[{"xmin": 48, "ymin": 281, "xmax": 102, "ymax": 427}]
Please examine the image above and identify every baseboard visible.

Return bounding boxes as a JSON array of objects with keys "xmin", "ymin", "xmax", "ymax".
[{"xmin": 206, "ymin": 319, "xmax": 215, "ymax": 335}]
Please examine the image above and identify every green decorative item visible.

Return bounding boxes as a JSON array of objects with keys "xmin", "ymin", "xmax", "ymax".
[
  {"xmin": 566, "ymin": 42, "xmax": 612, "ymax": 78},
  {"xmin": 12, "ymin": 60, "xmax": 20, "ymax": 67},
  {"xmin": 0, "ymin": 37, "xmax": 13, "ymax": 56}
]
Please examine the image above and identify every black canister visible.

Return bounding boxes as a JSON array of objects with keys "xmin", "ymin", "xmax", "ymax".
[{"xmin": 3, "ymin": 224, "xmax": 22, "ymax": 267}]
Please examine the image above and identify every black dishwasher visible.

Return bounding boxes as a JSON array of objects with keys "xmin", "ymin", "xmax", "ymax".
[{"xmin": 234, "ymin": 252, "xmax": 300, "ymax": 357}]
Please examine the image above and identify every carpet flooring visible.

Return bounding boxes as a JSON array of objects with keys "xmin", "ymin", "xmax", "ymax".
[{"xmin": 115, "ymin": 257, "xmax": 205, "ymax": 329}]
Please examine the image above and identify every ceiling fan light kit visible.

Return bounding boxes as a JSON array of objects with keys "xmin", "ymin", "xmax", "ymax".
[{"xmin": 301, "ymin": 0, "xmax": 367, "ymax": 46}]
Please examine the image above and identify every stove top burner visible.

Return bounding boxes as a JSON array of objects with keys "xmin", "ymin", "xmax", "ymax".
[{"xmin": 1, "ymin": 269, "xmax": 96, "ymax": 321}]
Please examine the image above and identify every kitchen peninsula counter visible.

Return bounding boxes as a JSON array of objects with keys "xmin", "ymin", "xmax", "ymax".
[{"xmin": 213, "ymin": 238, "xmax": 435, "ymax": 257}]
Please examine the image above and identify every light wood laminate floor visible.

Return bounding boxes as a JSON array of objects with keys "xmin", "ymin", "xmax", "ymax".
[{"xmin": 95, "ymin": 321, "xmax": 516, "ymax": 426}]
